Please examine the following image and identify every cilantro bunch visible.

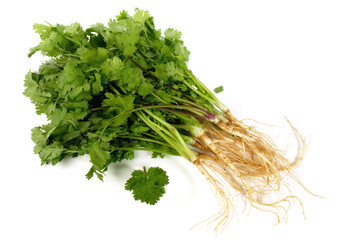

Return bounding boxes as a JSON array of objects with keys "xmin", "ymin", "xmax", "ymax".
[
  {"xmin": 24, "ymin": 9, "xmax": 307, "ymax": 231},
  {"xmin": 25, "ymin": 9, "xmax": 216, "ymax": 203}
]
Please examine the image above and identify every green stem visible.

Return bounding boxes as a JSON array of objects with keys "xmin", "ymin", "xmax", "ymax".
[
  {"xmin": 109, "ymin": 84, "xmax": 121, "ymax": 95},
  {"xmin": 66, "ymin": 150, "xmax": 79, "ymax": 153},
  {"xmin": 185, "ymin": 68, "xmax": 227, "ymax": 112},
  {"xmin": 142, "ymin": 132, "xmax": 159, "ymax": 139},
  {"xmin": 137, "ymin": 111, "xmax": 177, "ymax": 145},
  {"xmin": 90, "ymin": 106, "xmax": 109, "ymax": 112},
  {"xmin": 182, "ymin": 79, "xmax": 216, "ymax": 104},
  {"xmin": 111, "ymin": 147, "xmax": 180, "ymax": 156},
  {"xmin": 150, "ymin": 92, "xmax": 169, "ymax": 104},
  {"xmin": 171, "ymin": 124, "xmax": 203, "ymax": 137},
  {"xmin": 98, "ymin": 105, "xmax": 168, "ymax": 142},
  {"xmin": 117, "ymin": 135, "xmax": 173, "ymax": 148},
  {"xmin": 143, "ymin": 109, "xmax": 196, "ymax": 160},
  {"xmin": 142, "ymin": 104, "xmax": 207, "ymax": 117},
  {"xmin": 97, "ymin": 104, "xmax": 207, "ymax": 142},
  {"xmin": 170, "ymin": 95, "xmax": 205, "ymax": 109},
  {"xmin": 136, "ymin": 111, "xmax": 196, "ymax": 162}
]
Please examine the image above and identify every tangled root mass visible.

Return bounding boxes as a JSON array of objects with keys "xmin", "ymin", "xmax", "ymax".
[{"xmin": 192, "ymin": 110, "xmax": 309, "ymax": 232}]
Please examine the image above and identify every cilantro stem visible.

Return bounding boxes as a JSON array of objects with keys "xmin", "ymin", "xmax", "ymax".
[
  {"xmin": 185, "ymin": 68, "xmax": 227, "ymax": 112},
  {"xmin": 139, "ymin": 111, "xmax": 177, "ymax": 143},
  {"xmin": 142, "ymin": 109, "xmax": 197, "ymax": 161},
  {"xmin": 90, "ymin": 106, "xmax": 109, "ymax": 111},
  {"xmin": 171, "ymin": 124, "xmax": 203, "ymax": 137},
  {"xmin": 117, "ymin": 135, "xmax": 173, "ymax": 148},
  {"xmin": 182, "ymin": 79, "xmax": 215, "ymax": 104},
  {"xmin": 126, "ymin": 56, "xmax": 220, "ymax": 119},
  {"xmin": 111, "ymin": 147, "xmax": 180, "ymax": 156},
  {"xmin": 98, "ymin": 104, "xmax": 204, "ymax": 143},
  {"xmin": 145, "ymin": 104, "xmax": 207, "ymax": 117},
  {"xmin": 66, "ymin": 150, "xmax": 79, "ymax": 153},
  {"xmin": 169, "ymin": 95, "xmax": 215, "ymax": 118},
  {"xmin": 150, "ymin": 92, "xmax": 169, "ymax": 104},
  {"xmin": 159, "ymin": 108, "xmax": 207, "ymax": 120},
  {"xmin": 136, "ymin": 111, "xmax": 196, "ymax": 161},
  {"xmin": 109, "ymin": 84, "xmax": 121, "ymax": 95},
  {"xmin": 127, "ymin": 56, "xmax": 162, "ymax": 81},
  {"xmin": 128, "ymin": 56, "xmax": 147, "ymax": 72},
  {"xmin": 98, "ymin": 106, "xmax": 161, "ymax": 142}
]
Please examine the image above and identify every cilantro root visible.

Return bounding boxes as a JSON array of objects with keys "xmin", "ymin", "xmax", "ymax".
[{"xmin": 24, "ymin": 9, "xmax": 313, "ymax": 232}]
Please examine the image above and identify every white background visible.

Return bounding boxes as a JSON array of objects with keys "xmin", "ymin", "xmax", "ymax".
[{"xmin": 1, "ymin": 0, "xmax": 347, "ymax": 239}]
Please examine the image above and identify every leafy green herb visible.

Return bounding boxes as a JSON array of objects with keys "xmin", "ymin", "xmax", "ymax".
[
  {"xmin": 214, "ymin": 86, "xmax": 224, "ymax": 94},
  {"xmin": 24, "ymin": 8, "xmax": 220, "ymax": 204},
  {"xmin": 25, "ymin": 9, "xmax": 306, "ymax": 231},
  {"xmin": 89, "ymin": 142, "xmax": 110, "ymax": 170},
  {"xmin": 125, "ymin": 167, "xmax": 169, "ymax": 205}
]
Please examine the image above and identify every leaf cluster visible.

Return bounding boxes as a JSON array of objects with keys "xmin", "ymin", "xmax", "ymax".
[{"xmin": 25, "ymin": 9, "xmax": 223, "ymax": 204}]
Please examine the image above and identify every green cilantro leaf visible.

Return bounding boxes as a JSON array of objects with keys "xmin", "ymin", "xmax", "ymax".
[
  {"xmin": 86, "ymin": 166, "xmax": 105, "ymax": 181},
  {"xmin": 23, "ymin": 72, "xmax": 52, "ymax": 107},
  {"xmin": 133, "ymin": 8, "xmax": 150, "ymax": 26},
  {"xmin": 119, "ymin": 67, "xmax": 143, "ymax": 91},
  {"xmin": 125, "ymin": 167, "xmax": 169, "ymax": 205},
  {"xmin": 164, "ymin": 28, "xmax": 182, "ymax": 41},
  {"xmin": 116, "ymin": 10, "xmax": 130, "ymax": 21},
  {"xmin": 25, "ymin": 9, "xmax": 224, "ymax": 208},
  {"xmin": 89, "ymin": 142, "xmax": 110, "ymax": 170},
  {"xmin": 153, "ymin": 63, "xmax": 168, "ymax": 82},
  {"xmin": 92, "ymin": 72, "xmax": 104, "ymax": 94},
  {"xmin": 165, "ymin": 62, "xmax": 184, "ymax": 79},
  {"xmin": 151, "ymin": 152, "xmax": 165, "ymax": 159},
  {"xmin": 100, "ymin": 56, "xmax": 124, "ymax": 79},
  {"xmin": 138, "ymin": 82, "xmax": 154, "ymax": 97},
  {"xmin": 102, "ymin": 93, "xmax": 135, "ymax": 112},
  {"xmin": 131, "ymin": 121, "xmax": 150, "ymax": 134},
  {"xmin": 38, "ymin": 141, "xmax": 65, "ymax": 165},
  {"xmin": 214, "ymin": 86, "xmax": 224, "ymax": 94}
]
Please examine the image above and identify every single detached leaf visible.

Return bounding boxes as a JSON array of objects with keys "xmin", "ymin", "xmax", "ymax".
[
  {"xmin": 125, "ymin": 167, "xmax": 169, "ymax": 205},
  {"xmin": 214, "ymin": 86, "xmax": 224, "ymax": 94}
]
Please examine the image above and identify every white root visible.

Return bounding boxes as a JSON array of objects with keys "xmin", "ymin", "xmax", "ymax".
[{"xmin": 191, "ymin": 112, "xmax": 309, "ymax": 232}]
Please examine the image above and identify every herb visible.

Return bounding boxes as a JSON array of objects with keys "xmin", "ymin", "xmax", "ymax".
[
  {"xmin": 125, "ymin": 167, "xmax": 169, "ymax": 205},
  {"xmin": 24, "ymin": 9, "xmax": 308, "ymax": 232},
  {"xmin": 214, "ymin": 86, "xmax": 224, "ymax": 94}
]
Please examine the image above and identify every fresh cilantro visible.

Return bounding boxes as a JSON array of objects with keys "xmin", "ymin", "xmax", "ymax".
[
  {"xmin": 25, "ymin": 9, "xmax": 223, "ymax": 206},
  {"xmin": 92, "ymin": 72, "xmax": 104, "ymax": 94},
  {"xmin": 39, "ymin": 142, "xmax": 65, "ymax": 165},
  {"xmin": 214, "ymin": 86, "xmax": 224, "ymax": 94},
  {"xmin": 125, "ymin": 167, "xmax": 169, "ymax": 205},
  {"xmin": 164, "ymin": 28, "xmax": 182, "ymax": 41},
  {"xmin": 102, "ymin": 93, "xmax": 135, "ymax": 112},
  {"xmin": 25, "ymin": 10, "xmax": 299, "ymax": 232},
  {"xmin": 151, "ymin": 152, "xmax": 165, "ymax": 159},
  {"xmin": 89, "ymin": 142, "xmax": 110, "ymax": 170}
]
